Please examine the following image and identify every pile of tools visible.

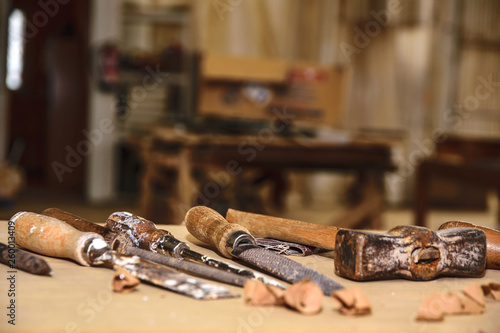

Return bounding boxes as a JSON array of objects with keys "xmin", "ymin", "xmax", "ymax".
[{"xmin": 3, "ymin": 205, "xmax": 500, "ymax": 316}]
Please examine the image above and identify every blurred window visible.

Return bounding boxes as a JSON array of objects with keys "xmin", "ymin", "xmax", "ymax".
[{"xmin": 6, "ymin": 9, "xmax": 25, "ymax": 91}]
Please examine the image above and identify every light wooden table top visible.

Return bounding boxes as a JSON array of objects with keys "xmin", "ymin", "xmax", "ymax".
[{"xmin": 1, "ymin": 221, "xmax": 499, "ymax": 333}]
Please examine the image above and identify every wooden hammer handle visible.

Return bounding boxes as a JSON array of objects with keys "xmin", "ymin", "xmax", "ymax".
[
  {"xmin": 226, "ymin": 209, "xmax": 339, "ymax": 250},
  {"xmin": 439, "ymin": 221, "xmax": 500, "ymax": 269}
]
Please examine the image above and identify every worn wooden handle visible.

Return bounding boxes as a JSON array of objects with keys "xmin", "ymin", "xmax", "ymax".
[
  {"xmin": 185, "ymin": 206, "xmax": 251, "ymax": 258},
  {"xmin": 226, "ymin": 209, "xmax": 340, "ymax": 250},
  {"xmin": 42, "ymin": 208, "xmax": 107, "ymax": 235},
  {"xmin": 106, "ymin": 212, "xmax": 172, "ymax": 251},
  {"xmin": 439, "ymin": 221, "xmax": 500, "ymax": 269},
  {"xmin": 11, "ymin": 212, "xmax": 100, "ymax": 266}
]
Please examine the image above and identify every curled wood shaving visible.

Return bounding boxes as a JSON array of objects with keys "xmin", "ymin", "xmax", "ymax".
[
  {"xmin": 481, "ymin": 282, "xmax": 500, "ymax": 301},
  {"xmin": 332, "ymin": 287, "xmax": 371, "ymax": 316},
  {"xmin": 415, "ymin": 292, "xmax": 446, "ymax": 321},
  {"xmin": 440, "ymin": 292, "xmax": 464, "ymax": 315},
  {"xmin": 283, "ymin": 279, "xmax": 323, "ymax": 315},
  {"xmin": 416, "ymin": 283, "xmax": 486, "ymax": 321},
  {"xmin": 244, "ymin": 280, "xmax": 283, "ymax": 306},
  {"xmin": 112, "ymin": 267, "xmax": 140, "ymax": 293},
  {"xmin": 447, "ymin": 290, "xmax": 483, "ymax": 315},
  {"xmin": 462, "ymin": 283, "xmax": 485, "ymax": 307},
  {"xmin": 244, "ymin": 279, "xmax": 323, "ymax": 315}
]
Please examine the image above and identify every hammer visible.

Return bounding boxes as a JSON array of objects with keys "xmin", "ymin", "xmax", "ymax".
[
  {"xmin": 226, "ymin": 209, "xmax": 493, "ymax": 281},
  {"xmin": 438, "ymin": 221, "xmax": 500, "ymax": 270}
]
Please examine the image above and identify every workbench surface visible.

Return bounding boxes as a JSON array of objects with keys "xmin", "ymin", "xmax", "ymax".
[{"xmin": 1, "ymin": 222, "xmax": 499, "ymax": 333}]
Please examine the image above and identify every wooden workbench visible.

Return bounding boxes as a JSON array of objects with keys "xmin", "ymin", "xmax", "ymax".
[
  {"xmin": 1, "ymin": 222, "xmax": 499, "ymax": 333},
  {"xmin": 136, "ymin": 127, "xmax": 396, "ymax": 227}
]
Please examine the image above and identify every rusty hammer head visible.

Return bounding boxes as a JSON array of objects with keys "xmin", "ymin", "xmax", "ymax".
[{"xmin": 333, "ymin": 225, "xmax": 486, "ymax": 281}]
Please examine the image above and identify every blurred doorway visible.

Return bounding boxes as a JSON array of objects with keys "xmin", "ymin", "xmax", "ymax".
[{"xmin": 4, "ymin": 0, "xmax": 90, "ymax": 194}]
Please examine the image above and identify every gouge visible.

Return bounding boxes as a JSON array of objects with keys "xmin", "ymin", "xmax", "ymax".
[
  {"xmin": 11, "ymin": 211, "xmax": 238, "ymax": 300},
  {"xmin": 42, "ymin": 208, "xmax": 284, "ymax": 289},
  {"xmin": 439, "ymin": 221, "xmax": 500, "ymax": 269},
  {"xmin": 185, "ymin": 206, "xmax": 345, "ymax": 296}
]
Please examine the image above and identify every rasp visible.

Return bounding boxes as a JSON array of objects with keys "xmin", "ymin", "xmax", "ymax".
[
  {"xmin": 11, "ymin": 211, "xmax": 238, "ymax": 300},
  {"xmin": 185, "ymin": 206, "xmax": 344, "ymax": 296},
  {"xmin": 105, "ymin": 211, "xmax": 285, "ymax": 289},
  {"xmin": 41, "ymin": 208, "xmax": 251, "ymax": 288}
]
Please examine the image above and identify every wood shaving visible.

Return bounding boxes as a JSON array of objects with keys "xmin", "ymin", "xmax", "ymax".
[
  {"xmin": 481, "ymin": 282, "xmax": 500, "ymax": 301},
  {"xmin": 462, "ymin": 283, "xmax": 485, "ymax": 307},
  {"xmin": 112, "ymin": 267, "xmax": 140, "ymax": 293},
  {"xmin": 416, "ymin": 283, "xmax": 486, "ymax": 321},
  {"xmin": 244, "ymin": 280, "xmax": 283, "ymax": 306},
  {"xmin": 451, "ymin": 290, "xmax": 484, "ymax": 314},
  {"xmin": 283, "ymin": 279, "xmax": 323, "ymax": 315},
  {"xmin": 332, "ymin": 287, "xmax": 371, "ymax": 316},
  {"xmin": 440, "ymin": 292, "xmax": 464, "ymax": 315},
  {"xmin": 244, "ymin": 279, "xmax": 323, "ymax": 315},
  {"xmin": 416, "ymin": 292, "xmax": 446, "ymax": 321}
]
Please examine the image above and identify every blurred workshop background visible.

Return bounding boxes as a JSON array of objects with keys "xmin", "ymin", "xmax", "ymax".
[{"xmin": 0, "ymin": 0, "xmax": 499, "ymax": 231}]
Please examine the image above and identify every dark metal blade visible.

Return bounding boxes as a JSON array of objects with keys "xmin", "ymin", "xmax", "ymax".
[
  {"xmin": 125, "ymin": 246, "xmax": 250, "ymax": 288},
  {"xmin": 233, "ymin": 244, "xmax": 344, "ymax": 295},
  {"xmin": 180, "ymin": 248, "xmax": 286, "ymax": 289},
  {"xmin": 104, "ymin": 252, "xmax": 239, "ymax": 300}
]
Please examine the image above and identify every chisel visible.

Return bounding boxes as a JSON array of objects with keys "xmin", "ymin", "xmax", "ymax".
[
  {"xmin": 105, "ymin": 211, "xmax": 285, "ymax": 289},
  {"xmin": 11, "ymin": 211, "xmax": 238, "ymax": 300},
  {"xmin": 185, "ymin": 206, "xmax": 344, "ymax": 296},
  {"xmin": 43, "ymin": 208, "xmax": 283, "ymax": 288},
  {"xmin": 41, "ymin": 208, "xmax": 253, "ymax": 288}
]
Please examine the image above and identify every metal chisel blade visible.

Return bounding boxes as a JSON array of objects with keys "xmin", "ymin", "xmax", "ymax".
[
  {"xmin": 113, "ymin": 255, "xmax": 239, "ymax": 300},
  {"xmin": 181, "ymin": 248, "xmax": 286, "ymax": 289},
  {"xmin": 233, "ymin": 244, "xmax": 344, "ymax": 296}
]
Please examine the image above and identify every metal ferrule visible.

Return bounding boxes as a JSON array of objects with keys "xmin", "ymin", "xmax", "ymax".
[
  {"xmin": 86, "ymin": 238, "xmax": 111, "ymax": 266},
  {"xmin": 158, "ymin": 236, "xmax": 190, "ymax": 259},
  {"xmin": 225, "ymin": 231, "xmax": 256, "ymax": 256}
]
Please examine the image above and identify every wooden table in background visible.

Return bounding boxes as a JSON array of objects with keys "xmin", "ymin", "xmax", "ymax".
[
  {"xmin": 137, "ymin": 127, "xmax": 396, "ymax": 226},
  {"xmin": 1, "ymin": 223, "xmax": 499, "ymax": 333}
]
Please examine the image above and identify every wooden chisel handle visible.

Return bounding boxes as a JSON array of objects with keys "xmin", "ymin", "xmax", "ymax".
[
  {"xmin": 226, "ymin": 209, "xmax": 340, "ymax": 250},
  {"xmin": 42, "ymin": 208, "xmax": 107, "ymax": 235},
  {"xmin": 11, "ymin": 212, "xmax": 103, "ymax": 266},
  {"xmin": 439, "ymin": 221, "xmax": 500, "ymax": 269},
  {"xmin": 185, "ymin": 206, "xmax": 253, "ymax": 258}
]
